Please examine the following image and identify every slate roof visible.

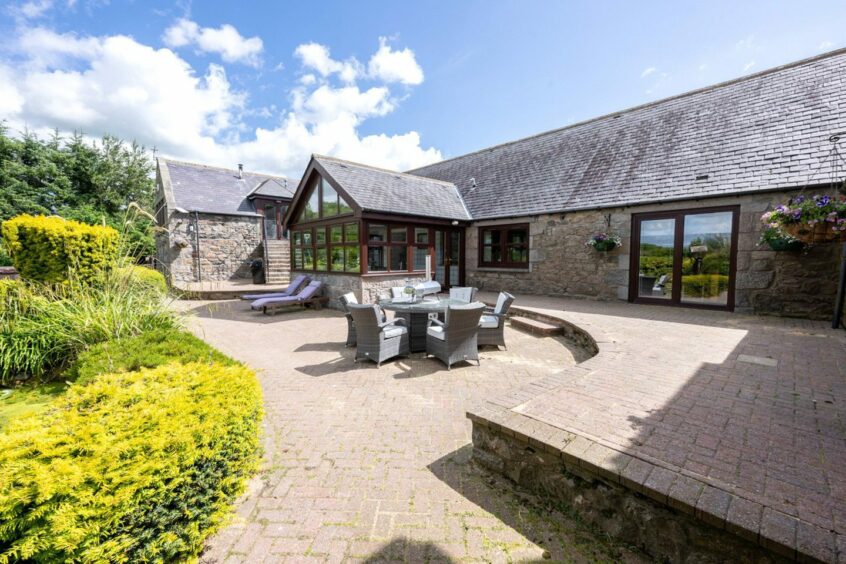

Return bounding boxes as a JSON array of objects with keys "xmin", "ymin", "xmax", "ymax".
[
  {"xmin": 162, "ymin": 159, "xmax": 296, "ymax": 216},
  {"xmin": 409, "ymin": 49, "xmax": 846, "ymax": 220},
  {"xmin": 314, "ymin": 155, "xmax": 471, "ymax": 221}
]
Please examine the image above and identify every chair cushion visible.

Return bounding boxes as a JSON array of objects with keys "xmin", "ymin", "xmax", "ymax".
[
  {"xmin": 382, "ymin": 326, "xmax": 407, "ymax": 339},
  {"xmin": 495, "ymin": 292, "xmax": 508, "ymax": 313},
  {"xmin": 426, "ymin": 325, "xmax": 446, "ymax": 341},
  {"xmin": 479, "ymin": 314, "xmax": 499, "ymax": 329}
]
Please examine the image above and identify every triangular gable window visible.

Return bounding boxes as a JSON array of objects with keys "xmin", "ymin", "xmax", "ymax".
[{"xmin": 296, "ymin": 173, "xmax": 353, "ymax": 222}]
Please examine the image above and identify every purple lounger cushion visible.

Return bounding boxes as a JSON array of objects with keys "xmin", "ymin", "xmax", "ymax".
[
  {"xmin": 240, "ymin": 274, "xmax": 309, "ymax": 300},
  {"xmin": 250, "ymin": 280, "xmax": 323, "ymax": 310}
]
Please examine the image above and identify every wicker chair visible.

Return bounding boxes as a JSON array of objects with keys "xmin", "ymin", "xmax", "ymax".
[
  {"xmin": 425, "ymin": 303, "xmax": 485, "ymax": 370},
  {"xmin": 449, "ymin": 287, "xmax": 478, "ymax": 303},
  {"xmin": 478, "ymin": 291, "xmax": 515, "ymax": 349},
  {"xmin": 347, "ymin": 304, "xmax": 409, "ymax": 367},
  {"xmin": 339, "ymin": 292, "xmax": 387, "ymax": 347}
]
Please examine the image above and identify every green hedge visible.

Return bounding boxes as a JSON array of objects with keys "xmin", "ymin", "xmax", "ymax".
[
  {"xmin": 0, "ymin": 361, "xmax": 263, "ymax": 563},
  {"xmin": 68, "ymin": 328, "xmax": 236, "ymax": 386},
  {"xmin": 115, "ymin": 266, "xmax": 167, "ymax": 295},
  {"xmin": 1, "ymin": 215, "xmax": 118, "ymax": 283},
  {"xmin": 682, "ymin": 274, "xmax": 729, "ymax": 298}
]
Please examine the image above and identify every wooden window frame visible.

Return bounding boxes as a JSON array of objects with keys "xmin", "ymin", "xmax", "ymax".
[
  {"xmin": 295, "ymin": 175, "xmax": 355, "ymax": 225},
  {"xmin": 363, "ymin": 222, "xmax": 433, "ymax": 275},
  {"xmin": 478, "ymin": 223, "xmax": 530, "ymax": 268},
  {"xmin": 292, "ymin": 221, "xmax": 361, "ymax": 273}
]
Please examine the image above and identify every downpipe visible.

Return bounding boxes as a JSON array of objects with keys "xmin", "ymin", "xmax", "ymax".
[
  {"xmin": 833, "ymin": 241, "xmax": 846, "ymax": 329},
  {"xmin": 194, "ymin": 211, "xmax": 202, "ymax": 284}
]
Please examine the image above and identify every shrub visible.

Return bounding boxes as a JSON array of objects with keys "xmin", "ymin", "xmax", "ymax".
[
  {"xmin": 0, "ymin": 361, "xmax": 263, "ymax": 563},
  {"xmin": 115, "ymin": 265, "xmax": 167, "ymax": 295},
  {"xmin": 1, "ymin": 215, "xmax": 118, "ymax": 283},
  {"xmin": 639, "ymin": 256, "xmax": 673, "ymax": 278},
  {"xmin": 0, "ymin": 271, "xmax": 176, "ymax": 384},
  {"xmin": 682, "ymin": 274, "xmax": 729, "ymax": 298},
  {"xmin": 68, "ymin": 327, "xmax": 236, "ymax": 385}
]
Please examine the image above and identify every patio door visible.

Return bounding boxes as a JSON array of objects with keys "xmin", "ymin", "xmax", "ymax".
[
  {"xmin": 434, "ymin": 229, "xmax": 463, "ymax": 289},
  {"xmin": 629, "ymin": 206, "xmax": 739, "ymax": 310}
]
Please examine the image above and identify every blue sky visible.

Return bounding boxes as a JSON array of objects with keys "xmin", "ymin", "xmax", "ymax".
[{"xmin": 1, "ymin": 0, "xmax": 844, "ymax": 177}]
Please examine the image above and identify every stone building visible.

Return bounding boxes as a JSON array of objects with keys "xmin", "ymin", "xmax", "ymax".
[
  {"xmin": 154, "ymin": 159, "xmax": 296, "ymax": 286},
  {"xmin": 283, "ymin": 49, "xmax": 846, "ymax": 319}
]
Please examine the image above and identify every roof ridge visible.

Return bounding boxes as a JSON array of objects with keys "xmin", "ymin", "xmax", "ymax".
[
  {"xmin": 158, "ymin": 157, "xmax": 295, "ymax": 181},
  {"xmin": 313, "ymin": 153, "xmax": 457, "ymax": 187},
  {"xmin": 408, "ymin": 47, "xmax": 846, "ymax": 173}
]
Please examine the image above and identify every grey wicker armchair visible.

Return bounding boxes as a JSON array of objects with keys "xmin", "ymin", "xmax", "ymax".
[
  {"xmin": 339, "ymin": 292, "xmax": 387, "ymax": 347},
  {"xmin": 347, "ymin": 303, "xmax": 409, "ymax": 367},
  {"xmin": 449, "ymin": 287, "xmax": 478, "ymax": 303},
  {"xmin": 478, "ymin": 291, "xmax": 515, "ymax": 349},
  {"xmin": 425, "ymin": 303, "xmax": 485, "ymax": 370}
]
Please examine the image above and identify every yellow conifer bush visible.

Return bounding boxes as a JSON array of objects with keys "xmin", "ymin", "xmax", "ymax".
[
  {"xmin": 0, "ymin": 361, "xmax": 263, "ymax": 563},
  {"xmin": 1, "ymin": 215, "xmax": 118, "ymax": 283}
]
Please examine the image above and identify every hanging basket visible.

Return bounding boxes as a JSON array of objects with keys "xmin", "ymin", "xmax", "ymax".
[
  {"xmin": 592, "ymin": 240, "xmax": 619, "ymax": 252},
  {"xmin": 765, "ymin": 237, "xmax": 805, "ymax": 252},
  {"xmin": 783, "ymin": 222, "xmax": 844, "ymax": 245}
]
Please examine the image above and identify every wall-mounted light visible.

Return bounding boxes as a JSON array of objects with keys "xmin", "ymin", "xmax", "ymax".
[{"xmin": 451, "ymin": 220, "xmax": 459, "ymax": 226}]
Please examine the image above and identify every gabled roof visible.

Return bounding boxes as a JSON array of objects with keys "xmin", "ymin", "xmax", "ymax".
[
  {"xmin": 159, "ymin": 159, "xmax": 296, "ymax": 217},
  {"xmin": 312, "ymin": 155, "xmax": 471, "ymax": 221},
  {"xmin": 410, "ymin": 48, "xmax": 846, "ymax": 220}
]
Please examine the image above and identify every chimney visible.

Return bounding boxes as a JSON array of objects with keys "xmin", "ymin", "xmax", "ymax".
[{"xmin": 237, "ymin": 163, "xmax": 244, "ymax": 179}]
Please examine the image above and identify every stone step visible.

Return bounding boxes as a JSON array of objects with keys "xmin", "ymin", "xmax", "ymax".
[{"xmin": 509, "ymin": 315, "xmax": 563, "ymax": 336}]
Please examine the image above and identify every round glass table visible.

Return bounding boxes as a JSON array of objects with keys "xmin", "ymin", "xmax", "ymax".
[{"xmin": 379, "ymin": 297, "xmax": 469, "ymax": 352}]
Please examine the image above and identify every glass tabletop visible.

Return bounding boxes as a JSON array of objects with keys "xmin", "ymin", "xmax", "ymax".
[{"xmin": 378, "ymin": 297, "xmax": 470, "ymax": 312}]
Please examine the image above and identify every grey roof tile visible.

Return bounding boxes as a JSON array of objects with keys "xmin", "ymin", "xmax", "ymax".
[
  {"xmin": 163, "ymin": 159, "xmax": 296, "ymax": 216},
  {"xmin": 409, "ymin": 49, "xmax": 846, "ymax": 220},
  {"xmin": 314, "ymin": 155, "xmax": 471, "ymax": 221}
]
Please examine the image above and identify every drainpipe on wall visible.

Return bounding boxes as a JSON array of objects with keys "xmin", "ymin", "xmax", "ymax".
[
  {"xmin": 193, "ymin": 211, "xmax": 202, "ymax": 283},
  {"xmin": 833, "ymin": 242, "xmax": 846, "ymax": 329}
]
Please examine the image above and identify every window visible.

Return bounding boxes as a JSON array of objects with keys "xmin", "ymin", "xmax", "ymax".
[
  {"xmin": 292, "ymin": 222, "xmax": 360, "ymax": 273},
  {"xmin": 366, "ymin": 223, "xmax": 431, "ymax": 274},
  {"xmin": 296, "ymin": 173, "xmax": 353, "ymax": 222},
  {"xmin": 479, "ymin": 224, "xmax": 529, "ymax": 268}
]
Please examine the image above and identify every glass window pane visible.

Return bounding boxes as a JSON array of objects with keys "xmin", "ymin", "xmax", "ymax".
[
  {"xmin": 330, "ymin": 225, "xmax": 343, "ymax": 243},
  {"xmin": 302, "ymin": 248, "xmax": 314, "ymax": 270},
  {"xmin": 321, "ymin": 179, "xmax": 339, "ymax": 217},
  {"xmin": 315, "ymin": 247, "xmax": 327, "ymax": 271},
  {"xmin": 302, "ymin": 230, "xmax": 312, "ymax": 246},
  {"xmin": 414, "ymin": 228, "xmax": 429, "ymax": 244},
  {"xmin": 293, "ymin": 231, "xmax": 302, "ymax": 245},
  {"xmin": 390, "ymin": 227, "xmax": 407, "ymax": 243},
  {"xmin": 345, "ymin": 222, "xmax": 358, "ymax": 243},
  {"xmin": 304, "ymin": 179, "xmax": 319, "ymax": 220},
  {"xmin": 483, "ymin": 246, "xmax": 501, "ymax": 263},
  {"xmin": 345, "ymin": 245, "xmax": 360, "ymax": 272},
  {"xmin": 390, "ymin": 245, "xmax": 407, "ymax": 271},
  {"xmin": 330, "ymin": 246, "xmax": 344, "ymax": 271},
  {"xmin": 681, "ymin": 211, "xmax": 733, "ymax": 306},
  {"xmin": 293, "ymin": 248, "xmax": 303, "ymax": 269},
  {"xmin": 638, "ymin": 218, "xmax": 675, "ymax": 299},
  {"xmin": 369, "ymin": 224, "xmax": 387, "ymax": 242},
  {"xmin": 508, "ymin": 246, "xmax": 528, "ymax": 263},
  {"xmin": 315, "ymin": 227, "xmax": 326, "ymax": 245},
  {"xmin": 413, "ymin": 246, "xmax": 428, "ymax": 270},
  {"xmin": 482, "ymin": 229, "xmax": 500, "ymax": 245},
  {"xmin": 338, "ymin": 194, "xmax": 353, "ymax": 215},
  {"xmin": 507, "ymin": 228, "xmax": 528, "ymax": 245},
  {"xmin": 367, "ymin": 246, "xmax": 386, "ymax": 271}
]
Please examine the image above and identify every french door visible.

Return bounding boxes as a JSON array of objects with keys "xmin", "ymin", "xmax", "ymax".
[
  {"xmin": 434, "ymin": 230, "xmax": 463, "ymax": 289},
  {"xmin": 629, "ymin": 206, "xmax": 739, "ymax": 310}
]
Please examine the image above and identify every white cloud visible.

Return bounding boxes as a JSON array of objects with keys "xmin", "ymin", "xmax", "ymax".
[
  {"xmin": 819, "ymin": 40, "xmax": 835, "ymax": 51},
  {"xmin": 162, "ymin": 18, "xmax": 264, "ymax": 67},
  {"xmin": 367, "ymin": 37, "xmax": 424, "ymax": 85},
  {"xmin": 1, "ymin": 28, "xmax": 440, "ymax": 177},
  {"xmin": 743, "ymin": 60, "xmax": 755, "ymax": 72},
  {"xmin": 294, "ymin": 43, "xmax": 362, "ymax": 83},
  {"xmin": 640, "ymin": 66, "xmax": 656, "ymax": 78}
]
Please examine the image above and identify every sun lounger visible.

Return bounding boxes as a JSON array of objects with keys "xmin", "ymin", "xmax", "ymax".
[
  {"xmin": 240, "ymin": 274, "xmax": 310, "ymax": 300},
  {"xmin": 250, "ymin": 280, "xmax": 327, "ymax": 314}
]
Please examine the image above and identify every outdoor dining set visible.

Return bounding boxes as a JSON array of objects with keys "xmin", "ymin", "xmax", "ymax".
[{"xmin": 241, "ymin": 274, "xmax": 515, "ymax": 370}]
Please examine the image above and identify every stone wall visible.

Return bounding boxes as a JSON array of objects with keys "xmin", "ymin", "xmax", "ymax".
[
  {"xmin": 466, "ymin": 190, "xmax": 842, "ymax": 319},
  {"xmin": 156, "ymin": 212, "xmax": 263, "ymax": 284},
  {"xmin": 471, "ymin": 423, "xmax": 789, "ymax": 563},
  {"xmin": 305, "ymin": 272, "xmax": 429, "ymax": 309}
]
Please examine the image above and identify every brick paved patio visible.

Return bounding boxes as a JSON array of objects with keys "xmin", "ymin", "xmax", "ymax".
[
  {"xmin": 184, "ymin": 300, "xmax": 645, "ymax": 563},
  {"xmin": 469, "ymin": 293, "xmax": 846, "ymax": 563}
]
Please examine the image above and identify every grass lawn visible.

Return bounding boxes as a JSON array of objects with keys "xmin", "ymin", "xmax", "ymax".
[{"xmin": 0, "ymin": 380, "xmax": 69, "ymax": 430}]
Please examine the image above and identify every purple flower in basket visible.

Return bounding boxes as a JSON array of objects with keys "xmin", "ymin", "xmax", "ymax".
[
  {"xmin": 793, "ymin": 195, "xmax": 805, "ymax": 204},
  {"xmin": 816, "ymin": 195, "xmax": 831, "ymax": 207}
]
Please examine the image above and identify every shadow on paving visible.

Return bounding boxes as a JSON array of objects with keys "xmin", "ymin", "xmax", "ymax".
[
  {"xmin": 183, "ymin": 300, "xmax": 341, "ymax": 325},
  {"xmin": 428, "ymin": 445, "xmax": 641, "ymax": 563},
  {"xmin": 361, "ymin": 537, "xmax": 457, "ymax": 563}
]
